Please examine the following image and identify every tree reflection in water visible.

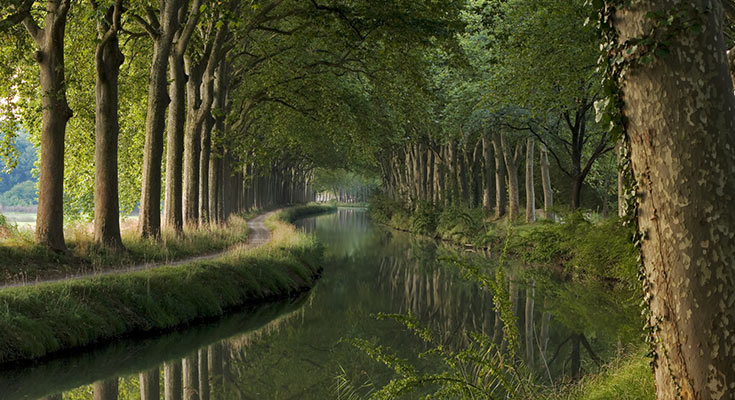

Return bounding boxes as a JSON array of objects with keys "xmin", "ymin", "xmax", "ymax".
[{"xmin": 19, "ymin": 208, "xmax": 637, "ymax": 399}]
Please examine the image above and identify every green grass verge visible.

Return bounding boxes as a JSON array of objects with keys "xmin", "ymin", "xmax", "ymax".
[
  {"xmin": 0, "ymin": 204, "xmax": 332, "ymax": 365},
  {"xmin": 0, "ymin": 214, "xmax": 252, "ymax": 284},
  {"xmin": 552, "ymin": 350, "xmax": 655, "ymax": 400}
]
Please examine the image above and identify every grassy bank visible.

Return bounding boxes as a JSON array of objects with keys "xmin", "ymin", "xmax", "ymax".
[
  {"xmin": 369, "ymin": 196, "xmax": 639, "ymax": 284},
  {"xmin": 559, "ymin": 350, "xmax": 655, "ymax": 400},
  {"xmin": 0, "ymin": 205, "xmax": 331, "ymax": 365}
]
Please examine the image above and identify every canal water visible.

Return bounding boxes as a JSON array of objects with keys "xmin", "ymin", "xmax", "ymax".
[{"xmin": 0, "ymin": 208, "xmax": 639, "ymax": 399}]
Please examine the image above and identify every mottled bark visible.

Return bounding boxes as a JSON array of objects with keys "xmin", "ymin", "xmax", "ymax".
[
  {"xmin": 618, "ymin": 1, "xmax": 735, "ymax": 398},
  {"xmin": 23, "ymin": 0, "xmax": 73, "ymax": 251},
  {"xmin": 539, "ymin": 143, "xmax": 554, "ymax": 220},
  {"xmin": 491, "ymin": 133, "xmax": 507, "ymax": 218},
  {"xmin": 525, "ymin": 138, "xmax": 536, "ymax": 223},
  {"xmin": 93, "ymin": 1, "xmax": 124, "ymax": 249},
  {"xmin": 139, "ymin": 0, "xmax": 181, "ymax": 238},
  {"xmin": 93, "ymin": 378, "xmax": 118, "ymax": 400}
]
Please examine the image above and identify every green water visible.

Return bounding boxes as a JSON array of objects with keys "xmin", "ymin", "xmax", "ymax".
[{"xmin": 0, "ymin": 208, "xmax": 640, "ymax": 399}]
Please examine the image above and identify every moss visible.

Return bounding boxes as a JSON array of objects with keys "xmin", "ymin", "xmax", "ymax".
[{"xmin": 0, "ymin": 205, "xmax": 331, "ymax": 365}]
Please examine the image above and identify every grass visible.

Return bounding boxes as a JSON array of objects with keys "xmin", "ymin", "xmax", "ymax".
[
  {"xmin": 551, "ymin": 349, "xmax": 655, "ymax": 400},
  {"xmin": 0, "ymin": 204, "xmax": 333, "ymax": 365},
  {"xmin": 0, "ymin": 212, "xmax": 255, "ymax": 284}
]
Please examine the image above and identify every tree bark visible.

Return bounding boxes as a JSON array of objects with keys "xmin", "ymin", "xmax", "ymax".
[
  {"xmin": 164, "ymin": 0, "xmax": 200, "ymax": 233},
  {"xmin": 139, "ymin": 0, "xmax": 181, "ymax": 238},
  {"xmin": 199, "ymin": 115, "xmax": 213, "ymax": 224},
  {"xmin": 617, "ymin": 1, "xmax": 735, "ymax": 398},
  {"xmin": 539, "ymin": 143, "xmax": 554, "ymax": 220},
  {"xmin": 617, "ymin": 142, "xmax": 625, "ymax": 218},
  {"xmin": 525, "ymin": 138, "xmax": 536, "ymax": 223},
  {"xmin": 492, "ymin": 133, "xmax": 507, "ymax": 219},
  {"xmin": 93, "ymin": 2, "xmax": 125, "ymax": 249},
  {"xmin": 23, "ymin": 0, "xmax": 73, "ymax": 251},
  {"xmin": 501, "ymin": 133, "xmax": 521, "ymax": 219},
  {"xmin": 482, "ymin": 136, "xmax": 494, "ymax": 213},
  {"xmin": 728, "ymin": 46, "xmax": 735, "ymax": 88}
]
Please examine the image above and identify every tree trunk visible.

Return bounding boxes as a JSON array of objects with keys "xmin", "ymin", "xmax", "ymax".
[
  {"xmin": 93, "ymin": 379, "xmax": 118, "ymax": 400},
  {"xmin": 482, "ymin": 136, "xmax": 493, "ymax": 213},
  {"xmin": 617, "ymin": 2, "xmax": 735, "ymax": 398},
  {"xmin": 501, "ymin": 133, "xmax": 521, "ymax": 219},
  {"xmin": 140, "ymin": 368, "xmax": 160, "ymax": 400},
  {"xmin": 183, "ymin": 50, "xmax": 205, "ymax": 225},
  {"xmin": 539, "ymin": 143, "xmax": 554, "ymax": 220},
  {"xmin": 139, "ymin": 1, "xmax": 180, "ymax": 238},
  {"xmin": 164, "ymin": 54, "xmax": 185, "ymax": 232},
  {"xmin": 24, "ymin": 0, "xmax": 73, "ymax": 251},
  {"xmin": 728, "ymin": 46, "xmax": 735, "ymax": 88},
  {"xmin": 164, "ymin": 0, "xmax": 200, "ymax": 233},
  {"xmin": 525, "ymin": 138, "xmax": 536, "ymax": 223},
  {"xmin": 492, "ymin": 133, "xmax": 507, "ymax": 219},
  {"xmin": 199, "ymin": 116, "xmax": 212, "ymax": 224},
  {"xmin": 93, "ymin": 3, "xmax": 124, "ymax": 249},
  {"xmin": 164, "ymin": 360, "xmax": 182, "ymax": 400},
  {"xmin": 570, "ymin": 175, "xmax": 583, "ymax": 211},
  {"xmin": 616, "ymin": 140, "xmax": 625, "ymax": 218}
]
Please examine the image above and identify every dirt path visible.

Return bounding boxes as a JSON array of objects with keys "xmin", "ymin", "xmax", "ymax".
[{"xmin": 1, "ymin": 211, "xmax": 278, "ymax": 289}]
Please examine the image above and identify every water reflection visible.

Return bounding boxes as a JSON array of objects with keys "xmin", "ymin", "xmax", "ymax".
[{"xmin": 2, "ymin": 208, "xmax": 639, "ymax": 399}]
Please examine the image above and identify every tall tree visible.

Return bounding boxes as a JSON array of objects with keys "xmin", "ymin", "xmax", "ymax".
[
  {"xmin": 137, "ymin": 0, "xmax": 183, "ymax": 238},
  {"xmin": 615, "ymin": 0, "xmax": 735, "ymax": 398},
  {"xmin": 164, "ymin": 0, "xmax": 202, "ymax": 233},
  {"xmin": 6, "ymin": 0, "xmax": 74, "ymax": 251},
  {"xmin": 91, "ymin": 0, "xmax": 125, "ymax": 249}
]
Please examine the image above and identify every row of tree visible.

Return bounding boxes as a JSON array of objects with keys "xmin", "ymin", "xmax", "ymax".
[{"xmin": 0, "ymin": 0, "xmax": 462, "ymax": 250}]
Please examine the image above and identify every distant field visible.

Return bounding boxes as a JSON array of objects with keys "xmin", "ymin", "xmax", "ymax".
[{"xmin": 2, "ymin": 212, "xmax": 36, "ymax": 228}]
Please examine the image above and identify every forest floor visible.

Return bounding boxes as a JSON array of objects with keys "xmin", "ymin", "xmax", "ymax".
[{"xmin": 0, "ymin": 211, "xmax": 276, "ymax": 289}]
